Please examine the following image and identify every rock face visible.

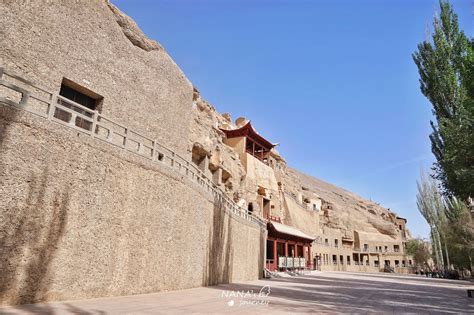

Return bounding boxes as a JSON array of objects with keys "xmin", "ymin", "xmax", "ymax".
[
  {"xmin": 0, "ymin": 0, "xmax": 192, "ymax": 156},
  {"xmin": 0, "ymin": 0, "xmax": 264, "ymax": 306},
  {"xmin": 284, "ymin": 167, "xmax": 401, "ymax": 238},
  {"xmin": 188, "ymin": 89, "xmax": 410, "ymax": 242},
  {"xmin": 107, "ymin": 2, "xmax": 163, "ymax": 52},
  {"xmin": 0, "ymin": 0, "xmax": 412, "ymax": 306}
]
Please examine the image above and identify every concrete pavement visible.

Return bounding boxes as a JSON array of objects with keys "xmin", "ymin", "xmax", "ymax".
[{"xmin": 1, "ymin": 271, "xmax": 473, "ymax": 314}]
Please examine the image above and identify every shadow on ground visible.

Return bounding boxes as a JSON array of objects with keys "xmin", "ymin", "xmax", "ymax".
[{"xmin": 209, "ymin": 273, "xmax": 474, "ymax": 314}]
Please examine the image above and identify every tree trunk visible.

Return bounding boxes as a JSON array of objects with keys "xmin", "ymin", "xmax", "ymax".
[
  {"xmin": 435, "ymin": 228, "xmax": 445, "ymax": 269},
  {"xmin": 469, "ymin": 254, "xmax": 472, "ymax": 273},
  {"xmin": 430, "ymin": 228, "xmax": 441, "ymax": 268},
  {"xmin": 443, "ymin": 235, "xmax": 450, "ymax": 269},
  {"xmin": 432, "ymin": 227, "xmax": 444, "ymax": 269}
]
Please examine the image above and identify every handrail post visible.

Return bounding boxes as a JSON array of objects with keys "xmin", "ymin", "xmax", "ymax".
[
  {"xmin": 152, "ymin": 140, "xmax": 157, "ymax": 161},
  {"xmin": 19, "ymin": 91, "xmax": 30, "ymax": 109},
  {"xmin": 123, "ymin": 127, "xmax": 128, "ymax": 148},
  {"xmin": 70, "ymin": 113, "xmax": 77, "ymax": 127},
  {"xmin": 91, "ymin": 111, "xmax": 98, "ymax": 137},
  {"xmin": 48, "ymin": 93, "xmax": 58, "ymax": 120}
]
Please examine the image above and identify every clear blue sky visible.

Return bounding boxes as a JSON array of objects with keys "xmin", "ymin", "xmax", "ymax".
[{"xmin": 113, "ymin": 0, "xmax": 472, "ymax": 239}]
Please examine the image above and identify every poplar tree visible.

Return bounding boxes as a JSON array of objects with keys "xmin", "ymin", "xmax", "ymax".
[
  {"xmin": 416, "ymin": 171, "xmax": 447, "ymax": 268},
  {"xmin": 413, "ymin": 1, "xmax": 474, "ymax": 200}
]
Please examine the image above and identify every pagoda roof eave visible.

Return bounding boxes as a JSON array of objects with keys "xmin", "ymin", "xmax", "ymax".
[{"xmin": 220, "ymin": 121, "xmax": 275, "ymax": 150}]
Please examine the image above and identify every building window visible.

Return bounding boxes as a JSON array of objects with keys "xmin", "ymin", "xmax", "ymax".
[
  {"xmin": 332, "ymin": 255, "xmax": 337, "ymax": 265},
  {"xmin": 347, "ymin": 256, "xmax": 351, "ymax": 265},
  {"xmin": 248, "ymin": 202, "xmax": 253, "ymax": 214},
  {"xmin": 55, "ymin": 78, "xmax": 103, "ymax": 131},
  {"xmin": 340, "ymin": 255, "xmax": 344, "ymax": 265},
  {"xmin": 60, "ymin": 83, "xmax": 97, "ymax": 110},
  {"xmin": 324, "ymin": 238, "xmax": 329, "ymax": 246},
  {"xmin": 334, "ymin": 239, "xmax": 338, "ymax": 248},
  {"xmin": 363, "ymin": 244, "xmax": 368, "ymax": 252}
]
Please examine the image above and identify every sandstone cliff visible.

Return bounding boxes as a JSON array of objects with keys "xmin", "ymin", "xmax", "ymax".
[{"xmin": 189, "ymin": 88, "xmax": 410, "ymax": 241}]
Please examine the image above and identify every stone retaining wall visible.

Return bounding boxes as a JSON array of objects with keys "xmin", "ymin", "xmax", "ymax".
[{"xmin": 0, "ymin": 106, "xmax": 264, "ymax": 305}]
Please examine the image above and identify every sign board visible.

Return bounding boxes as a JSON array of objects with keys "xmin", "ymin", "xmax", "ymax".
[{"xmin": 278, "ymin": 256, "xmax": 286, "ymax": 268}]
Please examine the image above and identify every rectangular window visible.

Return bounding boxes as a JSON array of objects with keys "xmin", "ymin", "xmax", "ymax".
[
  {"xmin": 60, "ymin": 84, "xmax": 97, "ymax": 110},
  {"xmin": 55, "ymin": 78, "xmax": 103, "ymax": 131}
]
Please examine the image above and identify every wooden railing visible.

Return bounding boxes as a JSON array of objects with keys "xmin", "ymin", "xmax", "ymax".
[{"xmin": 0, "ymin": 67, "xmax": 266, "ymax": 229}]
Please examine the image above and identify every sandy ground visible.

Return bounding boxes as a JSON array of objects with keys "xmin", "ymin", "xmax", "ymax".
[{"xmin": 1, "ymin": 271, "xmax": 473, "ymax": 314}]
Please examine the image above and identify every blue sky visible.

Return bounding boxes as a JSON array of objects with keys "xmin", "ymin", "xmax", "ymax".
[{"xmin": 113, "ymin": 0, "xmax": 472, "ymax": 239}]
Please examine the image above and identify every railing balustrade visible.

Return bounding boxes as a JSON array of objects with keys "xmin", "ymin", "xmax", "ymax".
[
  {"xmin": 0, "ymin": 67, "xmax": 265, "ymax": 229},
  {"xmin": 283, "ymin": 190, "xmax": 308, "ymax": 210}
]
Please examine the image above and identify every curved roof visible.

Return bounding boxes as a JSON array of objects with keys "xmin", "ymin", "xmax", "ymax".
[
  {"xmin": 220, "ymin": 121, "xmax": 275, "ymax": 150},
  {"xmin": 268, "ymin": 221, "xmax": 316, "ymax": 241}
]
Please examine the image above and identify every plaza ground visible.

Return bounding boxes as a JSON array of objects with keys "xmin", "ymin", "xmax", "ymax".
[{"xmin": 1, "ymin": 271, "xmax": 473, "ymax": 314}]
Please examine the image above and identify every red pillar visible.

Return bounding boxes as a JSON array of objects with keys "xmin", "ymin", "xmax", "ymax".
[
  {"xmin": 273, "ymin": 239, "xmax": 277, "ymax": 271},
  {"xmin": 284, "ymin": 242, "xmax": 288, "ymax": 257}
]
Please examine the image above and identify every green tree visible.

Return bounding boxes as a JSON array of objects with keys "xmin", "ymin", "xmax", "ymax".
[
  {"xmin": 412, "ymin": 1, "xmax": 474, "ymax": 200},
  {"xmin": 406, "ymin": 239, "xmax": 432, "ymax": 268},
  {"xmin": 444, "ymin": 196, "xmax": 474, "ymax": 270},
  {"xmin": 416, "ymin": 170, "xmax": 447, "ymax": 268}
]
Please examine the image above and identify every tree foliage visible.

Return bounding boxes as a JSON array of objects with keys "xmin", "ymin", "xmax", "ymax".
[
  {"xmin": 416, "ymin": 170, "xmax": 447, "ymax": 268},
  {"xmin": 413, "ymin": 0, "xmax": 474, "ymax": 200},
  {"xmin": 443, "ymin": 196, "xmax": 474, "ymax": 269},
  {"xmin": 406, "ymin": 239, "xmax": 431, "ymax": 268}
]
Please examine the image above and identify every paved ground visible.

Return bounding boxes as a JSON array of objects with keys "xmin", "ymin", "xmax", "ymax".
[{"xmin": 1, "ymin": 271, "xmax": 473, "ymax": 314}]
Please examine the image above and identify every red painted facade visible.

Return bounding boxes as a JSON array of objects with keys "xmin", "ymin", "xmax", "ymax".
[{"xmin": 266, "ymin": 222, "xmax": 314, "ymax": 271}]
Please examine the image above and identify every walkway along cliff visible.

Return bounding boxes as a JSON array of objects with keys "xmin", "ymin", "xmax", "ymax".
[{"xmin": 0, "ymin": 0, "xmax": 412, "ymax": 305}]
